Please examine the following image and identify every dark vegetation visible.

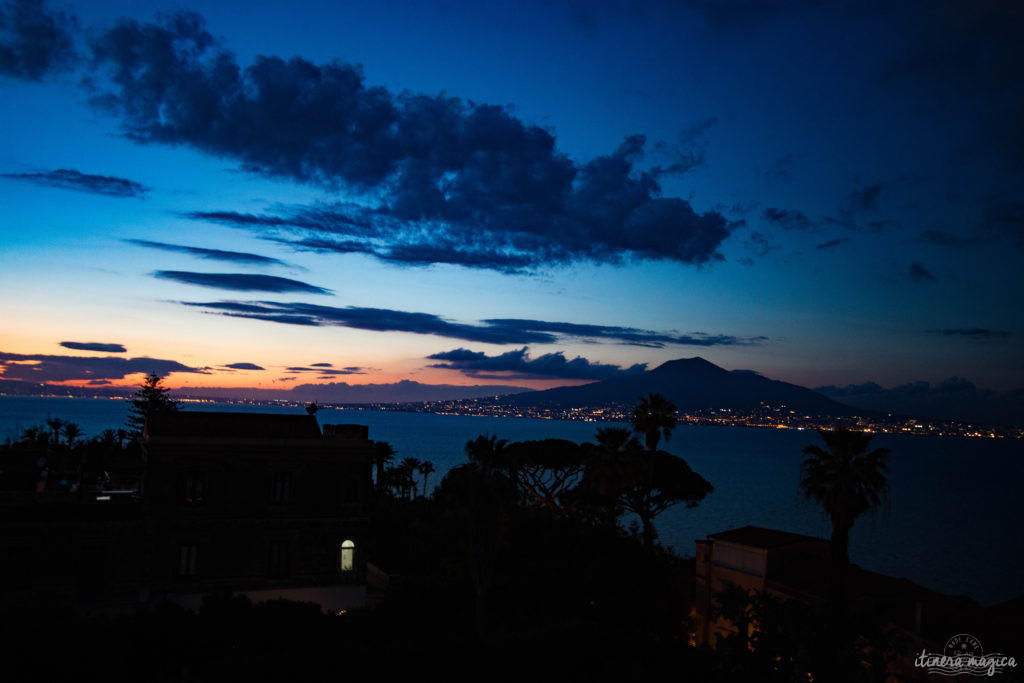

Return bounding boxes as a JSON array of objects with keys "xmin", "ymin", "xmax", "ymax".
[{"xmin": 0, "ymin": 380, "xmax": 917, "ymax": 681}]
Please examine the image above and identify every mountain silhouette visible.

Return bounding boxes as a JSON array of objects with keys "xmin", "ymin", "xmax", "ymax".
[{"xmin": 499, "ymin": 357, "xmax": 854, "ymax": 415}]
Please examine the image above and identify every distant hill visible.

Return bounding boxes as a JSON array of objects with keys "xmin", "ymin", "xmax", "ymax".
[{"xmin": 496, "ymin": 357, "xmax": 855, "ymax": 416}]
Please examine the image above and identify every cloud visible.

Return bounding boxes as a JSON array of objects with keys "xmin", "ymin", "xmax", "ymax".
[
  {"xmin": 0, "ymin": 0, "xmax": 75, "ymax": 80},
  {"xmin": 124, "ymin": 239, "xmax": 288, "ymax": 266},
  {"xmin": 743, "ymin": 231, "xmax": 780, "ymax": 257},
  {"xmin": 462, "ymin": 318, "xmax": 768, "ymax": 348},
  {"xmin": 815, "ymin": 238, "xmax": 848, "ymax": 250},
  {"xmin": 223, "ymin": 362, "xmax": 264, "ymax": 370},
  {"xmin": 309, "ymin": 362, "xmax": 332, "ymax": 367},
  {"xmin": 926, "ymin": 328, "xmax": 1010, "ymax": 340},
  {"xmin": 0, "ymin": 351, "xmax": 206, "ymax": 382},
  {"xmin": 1, "ymin": 168, "xmax": 147, "ymax": 197},
  {"xmin": 180, "ymin": 300, "xmax": 767, "ymax": 347},
  {"xmin": 182, "ymin": 300, "xmax": 559, "ymax": 343},
  {"xmin": 59, "ymin": 341, "xmax": 126, "ymax": 353},
  {"xmin": 762, "ymin": 207, "xmax": 813, "ymax": 231},
  {"xmin": 426, "ymin": 347, "xmax": 648, "ymax": 380},
  {"xmin": 285, "ymin": 365, "xmax": 366, "ymax": 375},
  {"xmin": 650, "ymin": 117, "xmax": 717, "ymax": 177},
  {"xmin": 908, "ymin": 262, "xmax": 936, "ymax": 282},
  {"xmin": 153, "ymin": 271, "xmax": 330, "ymax": 294},
  {"xmin": 87, "ymin": 12, "xmax": 733, "ymax": 272}
]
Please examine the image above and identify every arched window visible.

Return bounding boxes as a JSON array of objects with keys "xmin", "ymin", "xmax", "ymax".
[{"xmin": 340, "ymin": 539, "xmax": 355, "ymax": 572}]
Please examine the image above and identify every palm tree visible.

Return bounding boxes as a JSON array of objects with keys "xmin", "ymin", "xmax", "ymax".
[
  {"xmin": 631, "ymin": 393, "xmax": 678, "ymax": 451},
  {"xmin": 400, "ymin": 458, "xmax": 422, "ymax": 499},
  {"xmin": 418, "ymin": 460, "xmax": 435, "ymax": 498},
  {"xmin": 800, "ymin": 428, "xmax": 891, "ymax": 572},
  {"xmin": 63, "ymin": 423, "xmax": 82, "ymax": 447},
  {"xmin": 45, "ymin": 417, "xmax": 66, "ymax": 445},
  {"xmin": 372, "ymin": 441, "xmax": 395, "ymax": 492}
]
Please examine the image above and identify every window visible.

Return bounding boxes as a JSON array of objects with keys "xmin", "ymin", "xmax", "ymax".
[
  {"xmin": 340, "ymin": 539, "xmax": 355, "ymax": 572},
  {"xmin": 270, "ymin": 472, "xmax": 293, "ymax": 503},
  {"xmin": 268, "ymin": 541, "xmax": 291, "ymax": 578},
  {"xmin": 178, "ymin": 544, "xmax": 199, "ymax": 576},
  {"xmin": 184, "ymin": 472, "xmax": 204, "ymax": 504}
]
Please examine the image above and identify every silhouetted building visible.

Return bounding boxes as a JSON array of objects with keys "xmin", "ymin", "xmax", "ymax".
[
  {"xmin": 691, "ymin": 525, "xmax": 1019, "ymax": 681},
  {"xmin": 0, "ymin": 412, "xmax": 374, "ymax": 615}
]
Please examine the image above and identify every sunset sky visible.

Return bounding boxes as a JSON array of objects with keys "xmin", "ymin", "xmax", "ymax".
[{"xmin": 1, "ymin": 0, "xmax": 1022, "ymax": 395}]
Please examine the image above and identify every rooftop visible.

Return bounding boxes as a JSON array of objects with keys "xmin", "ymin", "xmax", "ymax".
[
  {"xmin": 708, "ymin": 525, "xmax": 826, "ymax": 549},
  {"xmin": 144, "ymin": 411, "xmax": 322, "ymax": 440}
]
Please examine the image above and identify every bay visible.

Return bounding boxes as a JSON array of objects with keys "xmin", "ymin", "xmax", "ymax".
[{"xmin": 2, "ymin": 395, "xmax": 1021, "ymax": 605}]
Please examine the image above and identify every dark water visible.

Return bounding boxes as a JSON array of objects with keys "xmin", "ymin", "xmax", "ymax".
[{"xmin": 2, "ymin": 395, "xmax": 1021, "ymax": 605}]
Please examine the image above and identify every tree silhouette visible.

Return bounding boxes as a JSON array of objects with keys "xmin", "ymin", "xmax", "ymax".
[
  {"xmin": 63, "ymin": 423, "xmax": 82, "ymax": 447},
  {"xmin": 619, "ymin": 447, "xmax": 713, "ymax": 549},
  {"xmin": 631, "ymin": 392, "xmax": 678, "ymax": 451},
  {"xmin": 582, "ymin": 427, "xmax": 639, "ymax": 529},
  {"xmin": 399, "ymin": 458, "xmax": 422, "ymax": 500},
  {"xmin": 417, "ymin": 460, "xmax": 435, "ymax": 497},
  {"xmin": 126, "ymin": 373, "xmax": 179, "ymax": 435},
  {"xmin": 372, "ymin": 441, "xmax": 396, "ymax": 492},
  {"xmin": 45, "ymin": 417, "xmax": 66, "ymax": 445},
  {"xmin": 801, "ymin": 428, "xmax": 890, "ymax": 601}
]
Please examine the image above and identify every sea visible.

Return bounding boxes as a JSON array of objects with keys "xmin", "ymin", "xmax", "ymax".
[{"xmin": 2, "ymin": 395, "xmax": 1022, "ymax": 606}]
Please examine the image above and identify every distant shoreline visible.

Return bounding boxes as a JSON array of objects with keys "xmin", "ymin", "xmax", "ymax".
[{"xmin": 3, "ymin": 392, "xmax": 1020, "ymax": 439}]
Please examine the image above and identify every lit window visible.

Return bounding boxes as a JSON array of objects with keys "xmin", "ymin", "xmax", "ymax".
[{"xmin": 340, "ymin": 539, "xmax": 355, "ymax": 572}]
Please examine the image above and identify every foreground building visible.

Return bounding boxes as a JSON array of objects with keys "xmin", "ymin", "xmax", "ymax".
[
  {"xmin": 692, "ymin": 525, "xmax": 1021, "ymax": 681},
  {"xmin": 1, "ymin": 412, "xmax": 375, "ymax": 615}
]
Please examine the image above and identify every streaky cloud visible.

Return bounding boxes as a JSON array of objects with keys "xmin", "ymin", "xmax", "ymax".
[
  {"xmin": 59, "ymin": 341, "xmax": 126, "ymax": 353},
  {"xmin": 154, "ymin": 271, "xmax": 330, "ymax": 294},
  {"xmin": 179, "ymin": 299, "xmax": 768, "ymax": 348},
  {"xmin": 0, "ymin": 351, "xmax": 206, "ymax": 382},
  {"xmin": 427, "ymin": 347, "xmax": 648, "ymax": 381},
  {"xmin": 815, "ymin": 238, "xmax": 848, "ymax": 250},
  {"xmin": 125, "ymin": 239, "xmax": 288, "ymax": 266},
  {"xmin": 762, "ymin": 207, "xmax": 813, "ymax": 231},
  {"xmin": 223, "ymin": 362, "xmax": 264, "ymax": 370},
  {"xmin": 2, "ymin": 168, "xmax": 147, "ymax": 197}
]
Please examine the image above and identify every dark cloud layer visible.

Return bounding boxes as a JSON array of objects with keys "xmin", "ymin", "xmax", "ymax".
[
  {"xmin": 0, "ymin": 0, "xmax": 75, "ymax": 80},
  {"xmin": 125, "ymin": 239, "xmax": 287, "ymax": 266},
  {"xmin": 154, "ymin": 271, "xmax": 330, "ymax": 294},
  {"xmin": 480, "ymin": 318, "xmax": 767, "ymax": 348},
  {"xmin": 223, "ymin": 362, "xmax": 264, "ymax": 370},
  {"xmin": 59, "ymin": 341, "xmax": 126, "ymax": 353},
  {"xmin": 0, "ymin": 351, "xmax": 205, "ymax": 382},
  {"xmin": 926, "ymin": 328, "xmax": 1010, "ymax": 340},
  {"xmin": 1, "ymin": 168, "xmax": 147, "ymax": 197},
  {"xmin": 87, "ymin": 13, "xmax": 732, "ymax": 272},
  {"xmin": 285, "ymin": 365, "xmax": 366, "ymax": 376},
  {"xmin": 180, "ymin": 300, "xmax": 765, "ymax": 348},
  {"xmin": 427, "ymin": 347, "xmax": 647, "ymax": 381}
]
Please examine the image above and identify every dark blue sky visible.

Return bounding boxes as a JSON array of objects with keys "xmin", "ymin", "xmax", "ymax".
[{"xmin": 1, "ymin": 0, "xmax": 1021, "ymax": 392}]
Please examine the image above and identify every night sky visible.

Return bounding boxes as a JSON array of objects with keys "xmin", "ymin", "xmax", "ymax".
[{"xmin": 1, "ymin": 0, "xmax": 1022, "ymax": 395}]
